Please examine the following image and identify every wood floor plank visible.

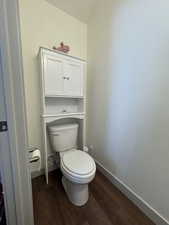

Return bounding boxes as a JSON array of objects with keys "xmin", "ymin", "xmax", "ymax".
[
  {"xmin": 91, "ymin": 171, "xmax": 155, "ymax": 225},
  {"xmin": 32, "ymin": 170, "xmax": 155, "ymax": 225}
]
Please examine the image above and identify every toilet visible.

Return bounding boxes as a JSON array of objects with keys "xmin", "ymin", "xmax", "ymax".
[{"xmin": 48, "ymin": 123, "xmax": 96, "ymax": 206}]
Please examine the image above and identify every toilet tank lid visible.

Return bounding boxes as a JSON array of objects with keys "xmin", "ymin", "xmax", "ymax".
[{"xmin": 48, "ymin": 123, "xmax": 79, "ymax": 133}]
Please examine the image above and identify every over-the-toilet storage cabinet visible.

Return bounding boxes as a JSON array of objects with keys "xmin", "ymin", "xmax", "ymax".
[
  {"xmin": 44, "ymin": 53, "xmax": 84, "ymax": 97},
  {"xmin": 39, "ymin": 47, "xmax": 86, "ymax": 183}
]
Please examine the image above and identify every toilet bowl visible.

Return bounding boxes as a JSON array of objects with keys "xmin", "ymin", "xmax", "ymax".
[
  {"xmin": 60, "ymin": 149, "xmax": 96, "ymax": 206},
  {"xmin": 48, "ymin": 123, "xmax": 96, "ymax": 206}
]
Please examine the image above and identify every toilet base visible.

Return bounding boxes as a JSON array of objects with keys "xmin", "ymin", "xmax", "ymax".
[{"xmin": 62, "ymin": 176, "xmax": 89, "ymax": 206}]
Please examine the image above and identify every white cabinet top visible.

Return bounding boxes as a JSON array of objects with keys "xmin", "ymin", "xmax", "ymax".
[{"xmin": 39, "ymin": 47, "xmax": 86, "ymax": 63}]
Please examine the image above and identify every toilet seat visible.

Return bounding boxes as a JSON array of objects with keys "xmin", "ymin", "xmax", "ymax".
[
  {"xmin": 62, "ymin": 150, "xmax": 95, "ymax": 175},
  {"xmin": 60, "ymin": 150, "xmax": 96, "ymax": 184}
]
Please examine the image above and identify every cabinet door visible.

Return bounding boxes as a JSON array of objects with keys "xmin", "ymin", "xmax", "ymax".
[
  {"xmin": 43, "ymin": 54, "xmax": 64, "ymax": 96},
  {"xmin": 64, "ymin": 60, "xmax": 84, "ymax": 97}
]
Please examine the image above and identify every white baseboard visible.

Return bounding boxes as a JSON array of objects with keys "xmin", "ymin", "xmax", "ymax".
[{"xmin": 95, "ymin": 159, "xmax": 169, "ymax": 225}]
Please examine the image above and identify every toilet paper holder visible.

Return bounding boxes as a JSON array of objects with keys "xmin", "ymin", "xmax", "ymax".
[
  {"xmin": 28, "ymin": 146, "xmax": 41, "ymax": 172},
  {"xmin": 29, "ymin": 157, "xmax": 39, "ymax": 163},
  {"xmin": 28, "ymin": 147, "xmax": 40, "ymax": 163}
]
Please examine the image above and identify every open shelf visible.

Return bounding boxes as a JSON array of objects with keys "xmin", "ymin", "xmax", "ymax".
[
  {"xmin": 42, "ymin": 112, "xmax": 85, "ymax": 118},
  {"xmin": 44, "ymin": 97, "xmax": 84, "ymax": 115},
  {"xmin": 45, "ymin": 95, "xmax": 84, "ymax": 99}
]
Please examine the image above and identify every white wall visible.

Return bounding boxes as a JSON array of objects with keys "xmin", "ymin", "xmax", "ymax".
[
  {"xmin": 87, "ymin": 0, "xmax": 169, "ymax": 222},
  {"xmin": 19, "ymin": 0, "xmax": 87, "ymax": 166}
]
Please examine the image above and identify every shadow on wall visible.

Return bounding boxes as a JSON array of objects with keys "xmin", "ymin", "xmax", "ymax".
[
  {"xmin": 87, "ymin": 0, "xmax": 169, "ymax": 222},
  {"xmin": 87, "ymin": 0, "xmax": 123, "ymax": 172}
]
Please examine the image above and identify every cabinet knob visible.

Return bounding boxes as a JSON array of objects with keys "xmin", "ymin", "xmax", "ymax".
[{"xmin": 63, "ymin": 76, "xmax": 69, "ymax": 80}]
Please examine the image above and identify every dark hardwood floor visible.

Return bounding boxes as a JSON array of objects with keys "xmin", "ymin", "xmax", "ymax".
[{"xmin": 32, "ymin": 170, "xmax": 155, "ymax": 225}]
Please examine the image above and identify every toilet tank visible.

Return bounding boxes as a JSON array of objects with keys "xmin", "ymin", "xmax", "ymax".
[{"xmin": 48, "ymin": 123, "xmax": 79, "ymax": 152}]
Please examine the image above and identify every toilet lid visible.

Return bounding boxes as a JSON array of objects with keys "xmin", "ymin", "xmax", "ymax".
[{"xmin": 62, "ymin": 150, "xmax": 95, "ymax": 176}]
